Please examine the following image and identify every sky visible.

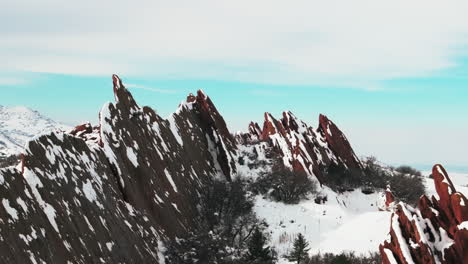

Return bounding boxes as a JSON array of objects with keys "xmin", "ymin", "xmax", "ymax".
[{"xmin": 1, "ymin": 0, "xmax": 468, "ymax": 169}]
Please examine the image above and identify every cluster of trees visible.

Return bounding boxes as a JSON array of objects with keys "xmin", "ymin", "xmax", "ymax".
[
  {"xmin": 320, "ymin": 163, "xmax": 364, "ymax": 193},
  {"xmin": 321, "ymin": 157, "xmax": 425, "ymax": 205},
  {"xmin": 251, "ymin": 164, "xmax": 318, "ymax": 204},
  {"xmin": 286, "ymin": 234, "xmax": 381, "ymax": 264},
  {"xmin": 307, "ymin": 252, "xmax": 381, "ymax": 264},
  {"xmin": 165, "ymin": 177, "xmax": 277, "ymax": 263},
  {"xmin": 362, "ymin": 157, "xmax": 425, "ymax": 205}
]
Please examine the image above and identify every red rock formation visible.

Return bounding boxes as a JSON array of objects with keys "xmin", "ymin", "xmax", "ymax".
[
  {"xmin": 380, "ymin": 164, "xmax": 468, "ymax": 264},
  {"xmin": 317, "ymin": 114, "xmax": 362, "ymax": 170},
  {"xmin": 385, "ymin": 188, "xmax": 396, "ymax": 208},
  {"xmin": 175, "ymin": 89, "xmax": 237, "ymax": 180},
  {"xmin": 69, "ymin": 122, "xmax": 92, "ymax": 136},
  {"xmin": 378, "ymin": 186, "xmax": 396, "ymax": 211},
  {"xmin": 240, "ymin": 111, "xmax": 363, "ymax": 184},
  {"xmin": 69, "ymin": 122, "xmax": 101, "ymax": 145}
]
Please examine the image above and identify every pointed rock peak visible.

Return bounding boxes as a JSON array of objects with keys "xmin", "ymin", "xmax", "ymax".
[
  {"xmin": 110, "ymin": 75, "xmax": 137, "ymax": 108},
  {"xmin": 264, "ymin": 112, "xmax": 274, "ymax": 121},
  {"xmin": 385, "ymin": 186, "xmax": 395, "ymax": 208},
  {"xmin": 281, "ymin": 111, "xmax": 299, "ymax": 132},
  {"xmin": 112, "ymin": 74, "xmax": 123, "ymax": 90},
  {"xmin": 197, "ymin": 89, "xmax": 207, "ymax": 99},
  {"xmin": 283, "ymin": 111, "xmax": 297, "ymax": 120},
  {"xmin": 248, "ymin": 122, "xmax": 262, "ymax": 136},
  {"xmin": 318, "ymin": 113, "xmax": 362, "ymax": 169},
  {"xmin": 433, "ymin": 164, "xmax": 457, "ymax": 201},
  {"xmin": 261, "ymin": 112, "xmax": 280, "ymax": 140},
  {"xmin": 319, "ymin": 114, "xmax": 332, "ymax": 127}
]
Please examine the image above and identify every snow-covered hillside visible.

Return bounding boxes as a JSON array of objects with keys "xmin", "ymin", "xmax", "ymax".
[
  {"xmin": 255, "ymin": 170, "xmax": 467, "ymax": 263},
  {"xmin": 0, "ymin": 105, "xmax": 70, "ymax": 157}
]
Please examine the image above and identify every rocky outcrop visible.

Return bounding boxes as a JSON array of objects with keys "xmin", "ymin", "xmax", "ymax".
[
  {"xmin": 0, "ymin": 75, "xmax": 239, "ymax": 263},
  {"xmin": 317, "ymin": 114, "xmax": 362, "ymax": 170},
  {"xmin": 239, "ymin": 111, "xmax": 362, "ymax": 184},
  {"xmin": 380, "ymin": 164, "xmax": 468, "ymax": 264},
  {"xmin": 378, "ymin": 186, "xmax": 396, "ymax": 211},
  {"xmin": 170, "ymin": 90, "xmax": 237, "ymax": 181}
]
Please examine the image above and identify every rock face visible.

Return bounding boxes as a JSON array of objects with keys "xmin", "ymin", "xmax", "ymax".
[
  {"xmin": 0, "ymin": 75, "xmax": 238, "ymax": 263},
  {"xmin": 380, "ymin": 164, "xmax": 468, "ymax": 264},
  {"xmin": 238, "ymin": 111, "xmax": 362, "ymax": 184}
]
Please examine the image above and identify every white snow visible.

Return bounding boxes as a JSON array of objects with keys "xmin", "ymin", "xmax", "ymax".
[
  {"xmin": 2, "ymin": 199, "xmax": 19, "ymax": 221},
  {"xmin": 168, "ymin": 114, "xmax": 183, "ymax": 146},
  {"xmin": 126, "ymin": 147, "xmax": 139, "ymax": 167},
  {"xmin": 0, "ymin": 105, "xmax": 70, "ymax": 156},
  {"xmin": 157, "ymin": 240, "xmax": 167, "ymax": 264},
  {"xmin": 16, "ymin": 197, "xmax": 28, "ymax": 213},
  {"xmin": 383, "ymin": 248, "xmax": 398, "ymax": 264},
  {"xmin": 23, "ymin": 168, "xmax": 60, "ymax": 234},
  {"xmin": 255, "ymin": 187, "xmax": 392, "ymax": 260},
  {"xmin": 391, "ymin": 214, "xmax": 415, "ymax": 264},
  {"xmin": 164, "ymin": 169, "xmax": 178, "ymax": 193},
  {"xmin": 459, "ymin": 221, "xmax": 468, "ymax": 230},
  {"xmin": 106, "ymin": 242, "xmax": 114, "ymax": 251},
  {"xmin": 82, "ymin": 179, "xmax": 98, "ymax": 202}
]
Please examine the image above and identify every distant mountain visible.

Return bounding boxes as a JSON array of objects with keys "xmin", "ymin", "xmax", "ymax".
[{"xmin": 0, "ymin": 105, "xmax": 70, "ymax": 157}]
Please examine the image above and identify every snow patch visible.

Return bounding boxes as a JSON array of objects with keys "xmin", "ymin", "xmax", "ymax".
[
  {"xmin": 2, "ymin": 199, "xmax": 18, "ymax": 221},
  {"xmin": 164, "ymin": 169, "xmax": 178, "ymax": 193},
  {"xmin": 126, "ymin": 147, "xmax": 139, "ymax": 167}
]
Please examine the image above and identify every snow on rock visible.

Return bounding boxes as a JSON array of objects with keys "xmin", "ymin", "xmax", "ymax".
[
  {"xmin": 378, "ymin": 186, "xmax": 396, "ymax": 212},
  {"xmin": 2, "ymin": 199, "xmax": 19, "ymax": 222},
  {"xmin": 380, "ymin": 164, "xmax": 468, "ymax": 264},
  {"xmin": 237, "ymin": 111, "xmax": 363, "ymax": 184}
]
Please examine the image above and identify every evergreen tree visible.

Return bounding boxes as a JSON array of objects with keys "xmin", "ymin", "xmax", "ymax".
[
  {"xmin": 287, "ymin": 233, "xmax": 310, "ymax": 264},
  {"xmin": 331, "ymin": 253, "xmax": 352, "ymax": 264},
  {"xmin": 245, "ymin": 228, "xmax": 275, "ymax": 263}
]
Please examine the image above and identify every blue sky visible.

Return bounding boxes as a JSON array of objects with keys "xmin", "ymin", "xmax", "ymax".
[{"xmin": 1, "ymin": 0, "xmax": 468, "ymax": 169}]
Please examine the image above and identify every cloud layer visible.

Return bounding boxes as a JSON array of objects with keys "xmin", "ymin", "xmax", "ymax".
[{"xmin": 2, "ymin": 0, "xmax": 468, "ymax": 86}]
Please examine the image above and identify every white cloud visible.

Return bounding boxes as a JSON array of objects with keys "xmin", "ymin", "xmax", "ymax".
[{"xmin": 1, "ymin": 0, "xmax": 468, "ymax": 86}]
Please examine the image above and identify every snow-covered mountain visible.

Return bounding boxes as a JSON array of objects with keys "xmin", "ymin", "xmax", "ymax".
[{"xmin": 0, "ymin": 105, "xmax": 70, "ymax": 157}]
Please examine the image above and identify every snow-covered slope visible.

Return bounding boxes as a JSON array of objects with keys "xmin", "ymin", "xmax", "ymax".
[
  {"xmin": 0, "ymin": 106, "xmax": 70, "ymax": 157},
  {"xmin": 255, "ymin": 169, "xmax": 468, "ymax": 263}
]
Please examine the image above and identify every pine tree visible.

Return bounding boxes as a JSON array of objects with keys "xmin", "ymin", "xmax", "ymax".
[
  {"xmin": 287, "ymin": 233, "xmax": 310, "ymax": 264},
  {"xmin": 245, "ymin": 228, "xmax": 275, "ymax": 263}
]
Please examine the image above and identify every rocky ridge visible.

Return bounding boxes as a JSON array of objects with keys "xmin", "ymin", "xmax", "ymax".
[
  {"xmin": 380, "ymin": 164, "xmax": 468, "ymax": 264},
  {"xmin": 237, "ymin": 111, "xmax": 362, "ymax": 184},
  {"xmin": 0, "ymin": 74, "xmax": 450, "ymax": 263}
]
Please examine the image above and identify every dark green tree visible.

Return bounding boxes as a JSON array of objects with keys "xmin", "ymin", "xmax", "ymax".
[
  {"xmin": 287, "ymin": 233, "xmax": 310, "ymax": 263},
  {"xmin": 245, "ymin": 228, "xmax": 275, "ymax": 263},
  {"xmin": 331, "ymin": 253, "xmax": 352, "ymax": 264}
]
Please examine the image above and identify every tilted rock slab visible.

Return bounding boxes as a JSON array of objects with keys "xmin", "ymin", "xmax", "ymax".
[{"xmin": 380, "ymin": 164, "xmax": 468, "ymax": 264}]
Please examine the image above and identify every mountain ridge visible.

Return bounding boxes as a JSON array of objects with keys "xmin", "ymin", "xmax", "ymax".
[
  {"xmin": 1, "ymin": 75, "xmax": 465, "ymax": 263},
  {"xmin": 0, "ymin": 105, "xmax": 70, "ymax": 157}
]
